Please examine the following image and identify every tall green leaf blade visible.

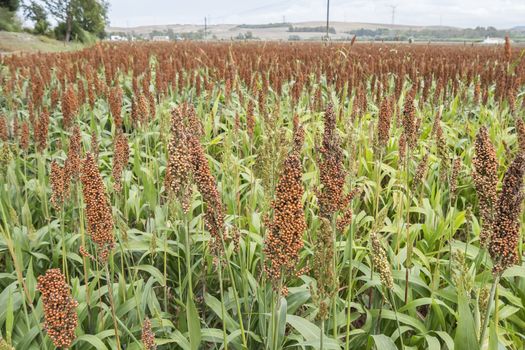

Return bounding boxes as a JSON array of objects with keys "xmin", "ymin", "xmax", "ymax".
[
  {"xmin": 187, "ymin": 293, "xmax": 202, "ymax": 350},
  {"xmin": 454, "ymin": 292, "xmax": 479, "ymax": 350}
]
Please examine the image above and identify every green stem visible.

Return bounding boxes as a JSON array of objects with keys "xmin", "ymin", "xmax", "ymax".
[
  {"xmin": 344, "ymin": 222, "xmax": 354, "ymax": 350},
  {"xmin": 320, "ymin": 319, "xmax": 325, "ymax": 350},
  {"xmin": 479, "ymin": 274, "xmax": 500, "ymax": 347},
  {"xmin": 389, "ymin": 289, "xmax": 405, "ymax": 349},
  {"xmin": 105, "ymin": 264, "xmax": 122, "ymax": 349},
  {"xmin": 217, "ymin": 257, "xmax": 229, "ymax": 350}
]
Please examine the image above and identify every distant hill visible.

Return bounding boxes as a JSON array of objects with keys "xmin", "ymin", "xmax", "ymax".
[
  {"xmin": 107, "ymin": 21, "xmax": 525, "ymax": 42},
  {"xmin": 107, "ymin": 21, "xmax": 462, "ymax": 41}
]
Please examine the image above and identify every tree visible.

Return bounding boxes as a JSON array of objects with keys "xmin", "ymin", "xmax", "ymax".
[
  {"xmin": 42, "ymin": 0, "xmax": 108, "ymax": 42},
  {"xmin": 0, "ymin": 0, "xmax": 20, "ymax": 12},
  {"xmin": 42, "ymin": 0, "xmax": 77, "ymax": 42},
  {"xmin": 76, "ymin": 0, "xmax": 108, "ymax": 38},
  {"xmin": 23, "ymin": 1, "xmax": 50, "ymax": 35},
  {"xmin": 0, "ymin": 0, "xmax": 21, "ymax": 31}
]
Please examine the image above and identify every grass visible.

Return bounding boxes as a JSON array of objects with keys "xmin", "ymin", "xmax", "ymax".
[{"xmin": 0, "ymin": 31, "xmax": 85, "ymax": 53}]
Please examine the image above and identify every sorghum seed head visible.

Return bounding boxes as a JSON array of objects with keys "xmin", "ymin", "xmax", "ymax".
[
  {"xmin": 318, "ymin": 103, "xmax": 348, "ymax": 219},
  {"xmin": 62, "ymin": 84, "xmax": 78, "ymax": 129},
  {"xmin": 112, "ymin": 131, "xmax": 130, "ymax": 192},
  {"xmin": 370, "ymin": 231, "xmax": 394, "ymax": 290},
  {"xmin": 65, "ymin": 125, "xmax": 82, "ymax": 184},
  {"xmin": 109, "ymin": 85, "xmax": 123, "ymax": 129},
  {"xmin": 141, "ymin": 318, "xmax": 156, "ymax": 350},
  {"xmin": 20, "ymin": 122, "xmax": 30, "ymax": 151},
  {"xmin": 489, "ymin": 154, "xmax": 525, "ymax": 273},
  {"xmin": 50, "ymin": 161, "xmax": 67, "ymax": 209},
  {"xmin": 189, "ymin": 134, "xmax": 225, "ymax": 253},
  {"xmin": 450, "ymin": 157, "xmax": 462, "ymax": 202},
  {"xmin": 37, "ymin": 269, "xmax": 78, "ymax": 349},
  {"xmin": 472, "ymin": 126, "xmax": 499, "ymax": 246},
  {"xmin": 515, "ymin": 118, "xmax": 525, "ymax": 154},
  {"xmin": 165, "ymin": 114, "xmax": 193, "ymax": 212},
  {"xmin": 264, "ymin": 148, "xmax": 306, "ymax": 290},
  {"xmin": 81, "ymin": 153, "xmax": 115, "ymax": 262},
  {"xmin": 376, "ymin": 97, "xmax": 392, "ymax": 149}
]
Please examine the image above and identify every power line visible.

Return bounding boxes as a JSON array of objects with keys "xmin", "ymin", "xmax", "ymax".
[{"xmin": 209, "ymin": 0, "xmax": 302, "ymax": 23}]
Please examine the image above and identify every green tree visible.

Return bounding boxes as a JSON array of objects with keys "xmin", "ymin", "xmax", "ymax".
[
  {"xmin": 76, "ymin": 0, "xmax": 108, "ymax": 38},
  {"xmin": 42, "ymin": 0, "xmax": 77, "ymax": 42},
  {"xmin": 0, "ymin": 0, "xmax": 21, "ymax": 31},
  {"xmin": 42, "ymin": 0, "xmax": 108, "ymax": 42},
  {"xmin": 0, "ymin": 0, "xmax": 20, "ymax": 11},
  {"xmin": 23, "ymin": 1, "xmax": 50, "ymax": 35}
]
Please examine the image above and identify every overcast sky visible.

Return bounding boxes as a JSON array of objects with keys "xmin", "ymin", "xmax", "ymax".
[{"xmin": 108, "ymin": 0, "xmax": 525, "ymax": 29}]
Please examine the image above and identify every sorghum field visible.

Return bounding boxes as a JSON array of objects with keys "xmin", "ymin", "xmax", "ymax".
[{"xmin": 0, "ymin": 40, "xmax": 525, "ymax": 350}]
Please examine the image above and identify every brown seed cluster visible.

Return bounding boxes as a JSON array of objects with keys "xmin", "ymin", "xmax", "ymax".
[
  {"xmin": 62, "ymin": 84, "xmax": 78, "ymax": 129},
  {"xmin": 137, "ymin": 93, "xmax": 150, "ymax": 126},
  {"xmin": 34, "ymin": 108, "xmax": 50, "ymax": 153},
  {"xmin": 112, "ymin": 132, "xmax": 130, "ymax": 192},
  {"xmin": 318, "ymin": 103, "xmax": 348, "ymax": 219},
  {"xmin": 189, "ymin": 134, "xmax": 225, "ymax": 252},
  {"xmin": 472, "ymin": 127, "xmax": 499, "ymax": 246},
  {"xmin": 264, "ymin": 142, "xmax": 306, "ymax": 290},
  {"xmin": 165, "ymin": 106, "xmax": 193, "ymax": 212},
  {"xmin": 504, "ymin": 35, "xmax": 511, "ymax": 61},
  {"xmin": 109, "ymin": 86, "xmax": 123, "ymax": 129},
  {"xmin": 81, "ymin": 153, "xmax": 115, "ymax": 262},
  {"xmin": 20, "ymin": 122, "xmax": 30, "ymax": 151},
  {"xmin": 450, "ymin": 157, "xmax": 462, "ymax": 202},
  {"xmin": 399, "ymin": 133, "xmax": 407, "ymax": 161},
  {"xmin": 65, "ymin": 125, "xmax": 82, "ymax": 184},
  {"xmin": 402, "ymin": 88, "xmax": 418, "ymax": 150},
  {"xmin": 50, "ymin": 161, "xmax": 67, "ymax": 209},
  {"xmin": 0, "ymin": 115, "xmax": 8, "ymax": 142},
  {"xmin": 12, "ymin": 115, "xmax": 19, "ymax": 141},
  {"xmin": 489, "ymin": 154, "xmax": 525, "ymax": 273},
  {"xmin": 185, "ymin": 103, "xmax": 203, "ymax": 138},
  {"xmin": 165, "ymin": 104, "xmax": 224, "ymax": 250},
  {"xmin": 412, "ymin": 152, "xmax": 429, "ymax": 190},
  {"xmin": 246, "ymin": 100, "xmax": 255, "ymax": 138},
  {"xmin": 141, "ymin": 318, "xmax": 157, "ymax": 350},
  {"xmin": 516, "ymin": 118, "xmax": 525, "ymax": 154},
  {"xmin": 376, "ymin": 97, "xmax": 392, "ymax": 149},
  {"xmin": 37, "ymin": 269, "xmax": 78, "ymax": 349},
  {"xmin": 293, "ymin": 114, "xmax": 305, "ymax": 153}
]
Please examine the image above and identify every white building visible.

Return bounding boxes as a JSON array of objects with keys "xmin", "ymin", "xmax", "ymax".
[
  {"xmin": 482, "ymin": 37, "xmax": 505, "ymax": 45},
  {"xmin": 110, "ymin": 35, "xmax": 126, "ymax": 41},
  {"xmin": 152, "ymin": 36, "xmax": 170, "ymax": 42}
]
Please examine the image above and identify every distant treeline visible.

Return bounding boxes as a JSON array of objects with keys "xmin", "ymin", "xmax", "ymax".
[
  {"xmin": 289, "ymin": 26, "xmax": 336, "ymax": 34},
  {"xmin": 346, "ymin": 26, "xmax": 525, "ymax": 41},
  {"xmin": 237, "ymin": 23, "xmax": 290, "ymax": 29}
]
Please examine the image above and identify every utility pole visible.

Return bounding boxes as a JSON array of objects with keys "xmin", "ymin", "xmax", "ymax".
[
  {"xmin": 326, "ymin": 0, "xmax": 330, "ymax": 41},
  {"xmin": 204, "ymin": 17, "xmax": 207, "ymax": 41},
  {"xmin": 390, "ymin": 5, "xmax": 397, "ymax": 25}
]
